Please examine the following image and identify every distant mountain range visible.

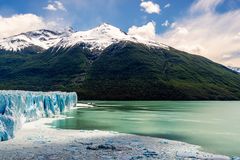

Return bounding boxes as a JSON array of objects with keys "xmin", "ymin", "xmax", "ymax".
[
  {"xmin": 0, "ymin": 23, "xmax": 167, "ymax": 54},
  {"xmin": 0, "ymin": 23, "xmax": 239, "ymax": 100}
]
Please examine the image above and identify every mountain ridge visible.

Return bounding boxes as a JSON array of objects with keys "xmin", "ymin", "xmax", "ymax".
[
  {"xmin": 0, "ymin": 23, "xmax": 169, "ymax": 54},
  {"xmin": 228, "ymin": 66, "xmax": 240, "ymax": 73},
  {"xmin": 0, "ymin": 24, "xmax": 239, "ymax": 100},
  {"xmin": 0, "ymin": 29, "xmax": 72, "ymax": 52}
]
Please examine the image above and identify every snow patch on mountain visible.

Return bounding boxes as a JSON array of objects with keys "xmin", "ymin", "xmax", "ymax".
[{"xmin": 228, "ymin": 66, "xmax": 240, "ymax": 73}]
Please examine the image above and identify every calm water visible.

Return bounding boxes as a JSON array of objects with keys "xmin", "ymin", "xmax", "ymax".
[{"xmin": 52, "ymin": 101, "xmax": 240, "ymax": 156}]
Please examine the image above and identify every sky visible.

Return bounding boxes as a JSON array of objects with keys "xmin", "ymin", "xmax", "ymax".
[{"xmin": 0, "ymin": 0, "xmax": 240, "ymax": 67}]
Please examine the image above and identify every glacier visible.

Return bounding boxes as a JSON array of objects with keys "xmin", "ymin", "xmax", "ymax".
[{"xmin": 0, "ymin": 90, "xmax": 77, "ymax": 141}]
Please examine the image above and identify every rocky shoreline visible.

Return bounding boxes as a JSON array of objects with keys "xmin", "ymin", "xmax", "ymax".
[{"xmin": 0, "ymin": 117, "xmax": 231, "ymax": 160}]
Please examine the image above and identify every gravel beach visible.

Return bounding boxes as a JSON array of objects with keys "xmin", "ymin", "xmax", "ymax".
[{"xmin": 0, "ymin": 117, "xmax": 231, "ymax": 160}]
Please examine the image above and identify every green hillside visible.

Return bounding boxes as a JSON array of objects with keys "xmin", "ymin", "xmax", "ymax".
[{"xmin": 0, "ymin": 41, "xmax": 239, "ymax": 100}]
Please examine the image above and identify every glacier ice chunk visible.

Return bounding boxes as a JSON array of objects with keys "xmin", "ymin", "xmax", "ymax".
[{"xmin": 0, "ymin": 90, "xmax": 77, "ymax": 141}]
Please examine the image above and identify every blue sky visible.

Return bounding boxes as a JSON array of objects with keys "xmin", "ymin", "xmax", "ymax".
[
  {"xmin": 0, "ymin": 0, "xmax": 191, "ymax": 32},
  {"xmin": 0, "ymin": 0, "xmax": 240, "ymax": 66},
  {"xmin": 0, "ymin": 0, "xmax": 239, "ymax": 32},
  {"xmin": 1, "ymin": 0, "xmax": 238, "ymax": 32}
]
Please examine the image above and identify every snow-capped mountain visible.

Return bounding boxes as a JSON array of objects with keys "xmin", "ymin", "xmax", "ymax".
[
  {"xmin": 0, "ymin": 23, "xmax": 168, "ymax": 53},
  {"xmin": 0, "ymin": 29, "xmax": 72, "ymax": 52},
  {"xmin": 53, "ymin": 23, "xmax": 169, "ymax": 52},
  {"xmin": 228, "ymin": 66, "xmax": 240, "ymax": 73}
]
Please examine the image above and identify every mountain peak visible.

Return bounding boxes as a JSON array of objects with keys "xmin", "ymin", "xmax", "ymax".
[
  {"xmin": 90, "ymin": 23, "xmax": 126, "ymax": 36},
  {"xmin": 96, "ymin": 23, "xmax": 121, "ymax": 30},
  {"xmin": 53, "ymin": 23, "xmax": 130, "ymax": 51},
  {"xmin": 0, "ymin": 29, "xmax": 68, "ymax": 52},
  {"xmin": 0, "ymin": 23, "xmax": 169, "ymax": 53},
  {"xmin": 98, "ymin": 22, "xmax": 112, "ymax": 28}
]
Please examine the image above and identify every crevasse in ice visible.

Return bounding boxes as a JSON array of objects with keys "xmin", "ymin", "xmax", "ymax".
[{"xmin": 0, "ymin": 90, "xmax": 77, "ymax": 141}]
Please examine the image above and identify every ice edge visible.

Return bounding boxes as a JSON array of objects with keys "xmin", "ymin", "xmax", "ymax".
[{"xmin": 0, "ymin": 90, "xmax": 77, "ymax": 141}]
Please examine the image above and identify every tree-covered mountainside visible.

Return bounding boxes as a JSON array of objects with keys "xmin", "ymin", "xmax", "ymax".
[{"xmin": 0, "ymin": 41, "xmax": 239, "ymax": 100}]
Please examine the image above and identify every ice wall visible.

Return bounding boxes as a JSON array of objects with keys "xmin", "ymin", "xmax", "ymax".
[{"xmin": 0, "ymin": 90, "xmax": 77, "ymax": 141}]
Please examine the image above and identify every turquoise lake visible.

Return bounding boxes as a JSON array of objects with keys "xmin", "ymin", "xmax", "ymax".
[{"xmin": 52, "ymin": 101, "xmax": 240, "ymax": 156}]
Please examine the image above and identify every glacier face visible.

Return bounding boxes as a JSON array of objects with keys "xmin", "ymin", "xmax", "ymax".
[{"xmin": 0, "ymin": 90, "xmax": 77, "ymax": 141}]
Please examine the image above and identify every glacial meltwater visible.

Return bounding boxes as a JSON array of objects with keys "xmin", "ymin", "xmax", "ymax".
[{"xmin": 52, "ymin": 101, "xmax": 240, "ymax": 156}]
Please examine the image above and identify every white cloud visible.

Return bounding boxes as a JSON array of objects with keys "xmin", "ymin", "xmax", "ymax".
[
  {"xmin": 44, "ymin": 1, "xmax": 66, "ymax": 11},
  {"xmin": 164, "ymin": 3, "xmax": 171, "ymax": 9},
  {"xmin": 170, "ymin": 22, "xmax": 177, "ymax": 28},
  {"xmin": 161, "ymin": 20, "xmax": 170, "ymax": 27},
  {"xmin": 157, "ymin": 0, "xmax": 240, "ymax": 67},
  {"xmin": 175, "ymin": 27, "xmax": 189, "ymax": 35},
  {"xmin": 128, "ymin": 22, "xmax": 156, "ymax": 40},
  {"xmin": 54, "ymin": 1, "xmax": 66, "ymax": 11},
  {"xmin": 44, "ymin": 4, "xmax": 57, "ymax": 11},
  {"xmin": 130, "ymin": 0, "xmax": 240, "ymax": 66},
  {"xmin": 140, "ymin": 1, "xmax": 160, "ymax": 14},
  {"xmin": 0, "ymin": 14, "xmax": 57, "ymax": 38},
  {"xmin": 235, "ymin": 32, "xmax": 240, "ymax": 39},
  {"xmin": 190, "ymin": 0, "xmax": 224, "ymax": 13}
]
